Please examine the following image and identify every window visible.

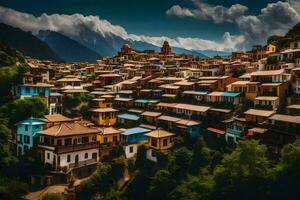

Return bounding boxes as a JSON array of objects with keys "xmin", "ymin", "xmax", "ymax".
[
  {"xmin": 25, "ymin": 87, "xmax": 30, "ymax": 94},
  {"xmin": 24, "ymin": 145, "xmax": 29, "ymax": 152},
  {"xmin": 57, "ymin": 139, "xmax": 62, "ymax": 146},
  {"xmin": 151, "ymin": 150, "xmax": 156, "ymax": 157},
  {"xmin": 92, "ymin": 136, "xmax": 96, "ymax": 142},
  {"xmin": 64, "ymin": 138, "xmax": 72, "ymax": 146},
  {"xmin": 47, "ymin": 153, "xmax": 50, "ymax": 159},
  {"xmin": 18, "ymin": 134, "xmax": 22, "ymax": 143},
  {"xmin": 92, "ymin": 153, "xmax": 97, "ymax": 159},
  {"xmin": 129, "ymin": 146, "xmax": 134, "ymax": 153},
  {"xmin": 104, "ymin": 137, "xmax": 108, "ymax": 143},
  {"xmin": 24, "ymin": 135, "xmax": 30, "ymax": 144},
  {"xmin": 82, "ymin": 136, "xmax": 89, "ymax": 143},
  {"xmin": 113, "ymin": 135, "xmax": 118, "ymax": 142},
  {"xmin": 163, "ymin": 138, "xmax": 168, "ymax": 147},
  {"xmin": 151, "ymin": 138, "xmax": 157, "ymax": 147},
  {"xmin": 85, "ymin": 153, "xmax": 88, "ymax": 159},
  {"xmin": 67, "ymin": 155, "xmax": 71, "ymax": 162},
  {"xmin": 25, "ymin": 125, "xmax": 28, "ymax": 131}
]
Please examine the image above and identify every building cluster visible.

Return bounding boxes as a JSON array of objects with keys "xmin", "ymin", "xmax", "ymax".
[{"xmin": 11, "ymin": 40, "xmax": 300, "ymax": 180}]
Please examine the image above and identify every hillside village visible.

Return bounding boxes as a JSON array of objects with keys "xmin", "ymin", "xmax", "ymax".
[{"xmin": 2, "ymin": 26, "xmax": 300, "ymax": 199}]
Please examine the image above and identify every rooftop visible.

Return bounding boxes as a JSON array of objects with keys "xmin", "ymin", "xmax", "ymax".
[
  {"xmin": 269, "ymin": 114, "xmax": 300, "ymax": 124},
  {"xmin": 121, "ymin": 127, "xmax": 151, "ymax": 136},
  {"xmin": 117, "ymin": 113, "xmax": 140, "ymax": 121},
  {"xmin": 43, "ymin": 114, "xmax": 73, "ymax": 122},
  {"xmin": 39, "ymin": 122, "xmax": 100, "ymax": 137},
  {"xmin": 244, "ymin": 109, "xmax": 274, "ymax": 117},
  {"xmin": 145, "ymin": 129, "xmax": 174, "ymax": 138}
]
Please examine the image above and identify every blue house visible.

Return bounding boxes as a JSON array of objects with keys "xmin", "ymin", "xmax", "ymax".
[
  {"xmin": 117, "ymin": 113, "xmax": 140, "ymax": 127},
  {"xmin": 224, "ymin": 118, "xmax": 247, "ymax": 143},
  {"xmin": 13, "ymin": 83, "xmax": 51, "ymax": 98},
  {"xmin": 16, "ymin": 117, "xmax": 47, "ymax": 156},
  {"xmin": 121, "ymin": 127, "xmax": 151, "ymax": 158}
]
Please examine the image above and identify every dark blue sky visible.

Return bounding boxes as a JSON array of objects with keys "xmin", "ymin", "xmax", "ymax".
[{"xmin": 0, "ymin": 0, "xmax": 283, "ymax": 42}]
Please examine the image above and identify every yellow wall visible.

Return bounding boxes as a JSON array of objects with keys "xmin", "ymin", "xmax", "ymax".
[
  {"xmin": 265, "ymin": 44, "xmax": 276, "ymax": 55},
  {"xmin": 91, "ymin": 112, "xmax": 117, "ymax": 126},
  {"xmin": 148, "ymin": 137, "xmax": 173, "ymax": 151},
  {"xmin": 97, "ymin": 133, "xmax": 120, "ymax": 144},
  {"xmin": 95, "ymin": 101, "xmax": 112, "ymax": 108},
  {"xmin": 245, "ymin": 92, "xmax": 258, "ymax": 101}
]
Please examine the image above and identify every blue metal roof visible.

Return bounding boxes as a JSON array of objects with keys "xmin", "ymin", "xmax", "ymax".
[
  {"xmin": 117, "ymin": 113, "xmax": 140, "ymax": 121},
  {"xmin": 16, "ymin": 117, "xmax": 47, "ymax": 126},
  {"xmin": 121, "ymin": 127, "xmax": 151, "ymax": 136},
  {"xmin": 221, "ymin": 92, "xmax": 241, "ymax": 97}
]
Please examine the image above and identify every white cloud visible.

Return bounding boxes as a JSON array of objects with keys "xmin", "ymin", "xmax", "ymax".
[
  {"xmin": 236, "ymin": 1, "xmax": 300, "ymax": 45},
  {"xmin": 0, "ymin": 6, "xmax": 244, "ymax": 52},
  {"xmin": 166, "ymin": 1, "xmax": 300, "ymax": 47},
  {"xmin": 166, "ymin": 0, "xmax": 248, "ymax": 23},
  {"xmin": 166, "ymin": 5, "xmax": 195, "ymax": 18}
]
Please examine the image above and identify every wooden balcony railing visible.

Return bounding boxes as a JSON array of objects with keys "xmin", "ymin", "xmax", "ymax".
[
  {"xmin": 69, "ymin": 158, "xmax": 98, "ymax": 169},
  {"xmin": 55, "ymin": 142, "xmax": 99, "ymax": 154}
]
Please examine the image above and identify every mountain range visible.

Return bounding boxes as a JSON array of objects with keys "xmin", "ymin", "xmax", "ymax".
[{"xmin": 0, "ymin": 23, "xmax": 230, "ymax": 63}]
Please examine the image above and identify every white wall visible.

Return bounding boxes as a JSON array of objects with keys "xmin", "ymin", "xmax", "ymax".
[
  {"xmin": 44, "ymin": 148, "xmax": 98, "ymax": 168},
  {"xmin": 123, "ymin": 144, "xmax": 138, "ymax": 158},
  {"xmin": 146, "ymin": 149, "xmax": 157, "ymax": 162}
]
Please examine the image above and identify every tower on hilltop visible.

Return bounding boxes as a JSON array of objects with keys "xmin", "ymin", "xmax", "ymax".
[{"xmin": 160, "ymin": 41, "xmax": 172, "ymax": 55}]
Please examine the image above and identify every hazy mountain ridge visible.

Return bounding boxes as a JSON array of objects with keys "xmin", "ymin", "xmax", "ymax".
[
  {"xmin": 37, "ymin": 30, "xmax": 102, "ymax": 63},
  {"xmin": 0, "ymin": 23, "xmax": 61, "ymax": 61}
]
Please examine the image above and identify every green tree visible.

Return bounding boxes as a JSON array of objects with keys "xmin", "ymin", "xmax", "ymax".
[
  {"xmin": 148, "ymin": 170, "xmax": 174, "ymax": 199},
  {"xmin": 0, "ymin": 97, "xmax": 48, "ymax": 126},
  {"xmin": 17, "ymin": 148, "xmax": 46, "ymax": 178},
  {"xmin": 213, "ymin": 140, "xmax": 272, "ymax": 200},
  {"xmin": 191, "ymin": 136, "xmax": 211, "ymax": 173},
  {"xmin": 0, "ymin": 124, "xmax": 17, "ymax": 175},
  {"xmin": 134, "ymin": 145, "xmax": 147, "ymax": 170},
  {"xmin": 0, "ymin": 177, "xmax": 28, "ymax": 200},
  {"xmin": 170, "ymin": 147, "xmax": 193, "ymax": 180},
  {"xmin": 270, "ymin": 139, "xmax": 300, "ymax": 200},
  {"xmin": 170, "ymin": 169, "xmax": 215, "ymax": 200}
]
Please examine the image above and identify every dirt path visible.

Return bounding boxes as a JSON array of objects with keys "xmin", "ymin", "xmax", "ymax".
[{"xmin": 25, "ymin": 184, "xmax": 68, "ymax": 200}]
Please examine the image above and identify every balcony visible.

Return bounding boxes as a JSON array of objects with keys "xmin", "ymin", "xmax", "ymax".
[
  {"xmin": 69, "ymin": 158, "xmax": 98, "ymax": 169},
  {"xmin": 261, "ymin": 91, "xmax": 278, "ymax": 96},
  {"xmin": 55, "ymin": 142, "xmax": 99, "ymax": 154}
]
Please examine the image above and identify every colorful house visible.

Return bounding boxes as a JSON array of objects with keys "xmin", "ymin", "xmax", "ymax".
[
  {"xmin": 141, "ymin": 111, "xmax": 162, "ymax": 125},
  {"xmin": 113, "ymin": 97, "xmax": 134, "ymax": 110},
  {"xmin": 97, "ymin": 127, "xmax": 122, "ymax": 159},
  {"xmin": 117, "ymin": 113, "xmax": 140, "ymax": 127},
  {"xmin": 224, "ymin": 117, "xmax": 247, "ymax": 143},
  {"xmin": 90, "ymin": 108, "xmax": 118, "ymax": 126},
  {"xmin": 16, "ymin": 117, "xmax": 47, "ymax": 156},
  {"xmin": 13, "ymin": 83, "xmax": 52, "ymax": 98},
  {"xmin": 121, "ymin": 127, "xmax": 151, "ymax": 158},
  {"xmin": 206, "ymin": 91, "xmax": 242, "ymax": 105},
  {"xmin": 97, "ymin": 127, "xmax": 121, "ymax": 144},
  {"xmin": 38, "ymin": 123, "xmax": 100, "ymax": 174},
  {"xmin": 157, "ymin": 115, "xmax": 202, "ymax": 138},
  {"xmin": 244, "ymin": 109, "xmax": 274, "ymax": 123},
  {"xmin": 49, "ymin": 92, "xmax": 63, "ymax": 115},
  {"xmin": 43, "ymin": 114, "xmax": 74, "ymax": 128},
  {"xmin": 145, "ymin": 129, "xmax": 174, "ymax": 162}
]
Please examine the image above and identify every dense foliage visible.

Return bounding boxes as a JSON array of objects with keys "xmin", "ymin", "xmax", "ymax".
[
  {"xmin": 0, "ymin": 43, "xmax": 49, "ymax": 199},
  {"xmin": 85, "ymin": 137, "xmax": 300, "ymax": 200}
]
